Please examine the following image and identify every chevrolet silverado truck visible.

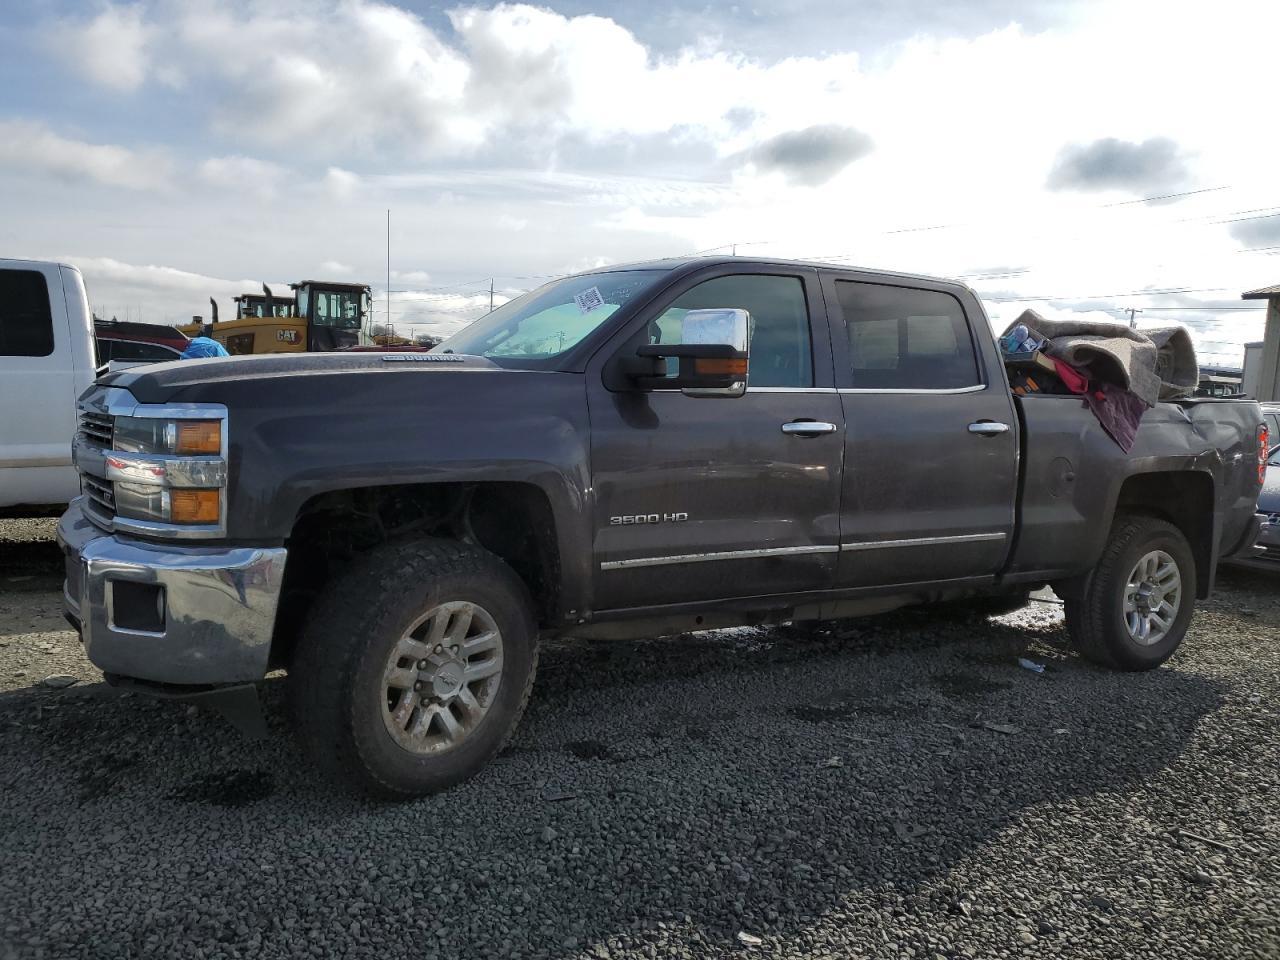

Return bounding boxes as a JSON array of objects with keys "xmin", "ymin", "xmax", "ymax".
[{"xmin": 57, "ymin": 258, "xmax": 1267, "ymax": 797}]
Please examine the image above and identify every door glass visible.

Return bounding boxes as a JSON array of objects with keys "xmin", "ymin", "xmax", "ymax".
[
  {"xmin": 835, "ymin": 281, "xmax": 979, "ymax": 389},
  {"xmin": 0, "ymin": 269, "xmax": 54, "ymax": 357},
  {"xmin": 652, "ymin": 275, "xmax": 812, "ymax": 387},
  {"xmin": 312, "ymin": 290, "xmax": 363, "ymax": 328}
]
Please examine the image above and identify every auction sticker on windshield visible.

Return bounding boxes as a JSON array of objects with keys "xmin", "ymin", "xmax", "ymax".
[{"xmin": 574, "ymin": 286, "xmax": 605, "ymax": 314}]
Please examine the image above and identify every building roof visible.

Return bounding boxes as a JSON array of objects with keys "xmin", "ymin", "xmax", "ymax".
[{"xmin": 1242, "ymin": 283, "xmax": 1280, "ymax": 300}]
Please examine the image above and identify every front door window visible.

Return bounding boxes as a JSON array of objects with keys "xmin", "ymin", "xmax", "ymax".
[{"xmin": 652, "ymin": 274, "xmax": 813, "ymax": 388}]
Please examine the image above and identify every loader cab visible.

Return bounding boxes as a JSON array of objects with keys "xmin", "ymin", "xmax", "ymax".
[
  {"xmin": 291, "ymin": 281, "xmax": 370, "ymax": 351},
  {"xmin": 234, "ymin": 291, "xmax": 296, "ymax": 319}
]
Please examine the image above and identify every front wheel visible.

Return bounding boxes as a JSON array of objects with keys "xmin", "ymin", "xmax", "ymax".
[
  {"xmin": 1064, "ymin": 515, "xmax": 1196, "ymax": 670},
  {"xmin": 290, "ymin": 538, "xmax": 538, "ymax": 798}
]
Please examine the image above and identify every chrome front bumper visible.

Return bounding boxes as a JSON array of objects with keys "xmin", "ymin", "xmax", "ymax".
[{"xmin": 57, "ymin": 497, "xmax": 288, "ymax": 685}]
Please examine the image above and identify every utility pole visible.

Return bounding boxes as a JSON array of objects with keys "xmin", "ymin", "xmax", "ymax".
[
  {"xmin": 1125, "ymin": 307, "xmax": 1142, "ymax": 328},
  {"xmin": 489, "ymin": 278, "xmax": 494, "ymax": 314},
  {"xmin": 385, "ymin": 209, "xmax": 391, "ymax": 341}
]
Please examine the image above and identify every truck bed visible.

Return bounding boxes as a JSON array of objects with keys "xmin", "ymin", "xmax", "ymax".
[{"xmin": 1007, "ymin": 394, "xmax": 1261, "ymax": 590}]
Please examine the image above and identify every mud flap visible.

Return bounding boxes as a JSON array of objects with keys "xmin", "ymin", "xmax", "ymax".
[{"xmin": 103, "ymin": 675, "xmax": 269, "ymax": 739}]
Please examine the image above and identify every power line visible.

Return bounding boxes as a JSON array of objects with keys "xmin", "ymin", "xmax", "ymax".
[
  {"xmin": 1178, "ymin": 203, "xmax": 1280, "ymax": 223},
  {"xmin": 979, "ymin": 286, "xmax": 1229, "ymax": 302},
  {"xmin": 1100, "ymin": 186, "xmax": 1230, "ymax": 207},
  {"xmin": 1215, "ymin": 210, "xmax": 1280, "ymax": 225},
  {"xmin": 385, "ymin": 276, "xmax": 494, "ymax": 293}
]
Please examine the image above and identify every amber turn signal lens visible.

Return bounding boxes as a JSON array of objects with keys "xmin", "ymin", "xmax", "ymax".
[
  {"xmin": 693, "ymin": 357, "xmax": 748, "ymax": 377},
  {"xmin": 169, "ymin": 489, "xmax": 220, "ymax": 524},
  {"xmin": 175, "ymin": 420, "xmax": 222, "ymax": 455}
]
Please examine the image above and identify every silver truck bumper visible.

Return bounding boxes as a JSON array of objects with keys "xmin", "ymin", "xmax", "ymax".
[
  {"xmin": 57, "ymin": 497, "xmax": 288, "ymax": 686},
  {"xmin": 1225, "ymin": 513, "xmax": 1279, "ymax": 571}
]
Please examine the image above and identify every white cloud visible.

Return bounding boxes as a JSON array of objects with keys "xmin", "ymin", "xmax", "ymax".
[
  {"xmin": 60, "ymin": 256, "xmax": 277, "ymax": 326},
  {"xmin": 322, "ymin": 167, "xmax": 362, "ymax": 199},
  {"xmin": 374, "ymin": 289, "xmax": 501, "ymax": 339},
  {"xmin": 0, "ymin": 120, "xmax": 171, "ymax": 191},
  {"xmin": 198, "ymin": 155, "xmax": 287, "ymax": 197},
  {"xmin": 49, "ymin": 1, "xmax": 857, "ymax": 161},
  {"xmin": 19, "ymin": 0, "xmax": 1280, "ymax": 362},
  {"xmin": 319, "ymin": 260, "xmax": 354, "ymax": 275},
  {"xmin": 57, "ymin": 3, "xmax": 153, "ymax": 93}
]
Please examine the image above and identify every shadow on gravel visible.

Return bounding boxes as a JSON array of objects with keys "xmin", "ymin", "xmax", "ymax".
[
  {"xmin": 0, "ymin": 530, "xmax": 64, "ymax": 592},
  {"xmin": 0, "ymin": 605, "xmax": 1229, "ymax": 959},
  {"xmin": 1215, "ymin": 563, "xmax": 1280, "ymax": 596}
]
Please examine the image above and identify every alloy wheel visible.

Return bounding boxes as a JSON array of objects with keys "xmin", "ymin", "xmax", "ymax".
[{"xmin": 380, "ymin": 600, "xmax": 504, "ymax": 754}]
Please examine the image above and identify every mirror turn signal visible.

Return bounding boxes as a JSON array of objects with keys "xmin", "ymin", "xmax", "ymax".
[{"xmin": 693, "ymin": 357, "xmax": 748, "ymax": 377}]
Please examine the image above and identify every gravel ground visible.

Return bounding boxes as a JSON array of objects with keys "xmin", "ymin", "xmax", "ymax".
[{"xmin": 1, "ymin": 517, "xmax": 1278, "ymax": 960}]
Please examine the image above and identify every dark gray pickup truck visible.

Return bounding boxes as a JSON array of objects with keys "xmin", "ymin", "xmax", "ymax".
[{"xmin": 58, "ymin": 257, "xmax": 1267, "ymax": 797}]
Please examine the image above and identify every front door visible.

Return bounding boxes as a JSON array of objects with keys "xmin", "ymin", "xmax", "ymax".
[
  {"xmin": 822, "ymin": 272, "xmax": 1018, "ymax": 588},
  {"xmin": 586, "ymin": 267, "xmax": 845, "ymax": 611}
]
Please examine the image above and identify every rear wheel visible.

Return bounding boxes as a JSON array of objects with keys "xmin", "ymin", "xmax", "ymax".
[
  {"xmin": 1064, "ymin": 515, "xmax": 1195, "ymax": 670},
  {"xmin": 290, "ymin": 538, "xmax": 538, "ymax": 798}
]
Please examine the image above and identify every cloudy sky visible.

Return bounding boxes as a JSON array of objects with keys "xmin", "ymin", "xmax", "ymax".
[{"xmin": 2, "ymin": 0, "xmax": 1278, "ymax": 364}]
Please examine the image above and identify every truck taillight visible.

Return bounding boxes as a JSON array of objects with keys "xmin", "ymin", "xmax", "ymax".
[{"xmin": 1260, "ymin": 424, "xmax": 1270, "ymax": 484}]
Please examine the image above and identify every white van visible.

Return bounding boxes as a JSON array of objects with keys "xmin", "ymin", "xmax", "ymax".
[{"xmin": 0, "ymin": 259, "xmax": 97, "ymax": 512}]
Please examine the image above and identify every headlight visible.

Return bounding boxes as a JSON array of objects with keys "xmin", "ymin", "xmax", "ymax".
[
  {"xmin": 113, "ymin": 417, "xmax": 222, "ymax": 456},
  {"xmin": 101, "ymin": 413, "xmax": 226, "ymax": 531}
]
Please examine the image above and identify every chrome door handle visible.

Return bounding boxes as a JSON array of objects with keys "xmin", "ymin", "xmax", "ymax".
[
  {"xmin": 782, "ymin": 421, "xmax": 838, "ymax": 436},
  {"xmin": 968, "ymin": 421, "xmax": 1010, "ymax": 436}
]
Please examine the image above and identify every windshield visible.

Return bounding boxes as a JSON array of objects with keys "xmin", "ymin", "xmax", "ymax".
[
  {"xmin": 437, "ymin": 270, "xmax": 669, "ymax": 361},
  {"xmin": 311, "ymin": 289, "xmax": 364, "ymax": 329}
]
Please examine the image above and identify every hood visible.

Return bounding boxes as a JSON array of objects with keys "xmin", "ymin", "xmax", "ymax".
[
  {"xmin": 1260, "ymin": 463, "xmax": 1280, "ymax": 513},
  {"xmin": 101, "ymin": 351, "xmax": 502, "ymax": 404}
]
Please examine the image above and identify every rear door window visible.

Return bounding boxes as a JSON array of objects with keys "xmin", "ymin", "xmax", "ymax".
[
  {"xmin": 0, "ymin": 269, "xmax": 54, "ymax": 357},
  {"xmin": 834, "ymin": 280, "xmax": 980, "ymax": 390}
]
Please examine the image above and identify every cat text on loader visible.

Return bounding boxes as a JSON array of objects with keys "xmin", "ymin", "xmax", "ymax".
[{"xmin": 180, "ymin": 281, "xmax": 372, "ymax": 355}]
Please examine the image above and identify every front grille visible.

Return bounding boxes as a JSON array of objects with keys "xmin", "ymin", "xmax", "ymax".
[
  {"xmin": 78, "ymin": 410, "xmax": 113, "ymax": 448},
  {"xmin": 81, "ymin": 472, "xmax": 116, "ymax": 520}
]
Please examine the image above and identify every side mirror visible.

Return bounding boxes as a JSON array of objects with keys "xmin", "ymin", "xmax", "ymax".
[{"xmin": 631, "ymin": 308, "xmax": 750, "ymax": 398}]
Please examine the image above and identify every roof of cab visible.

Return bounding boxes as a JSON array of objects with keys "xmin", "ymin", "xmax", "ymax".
[
  {"xmin": 289, "ymin": 280, "xmax": 372, "ymax": 291},
  {"xmin": 578, "ymin": 255, "xmax": 970, "ymax": 291}
]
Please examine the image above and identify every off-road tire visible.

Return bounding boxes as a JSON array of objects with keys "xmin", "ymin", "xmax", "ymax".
[
  {"xmin": 289, "ymin": 538, "xmax": 538, "ymax": 798},
  {"xmin": 1064, "ymin": 514, "xmax": 1196, "ymax": 671}
]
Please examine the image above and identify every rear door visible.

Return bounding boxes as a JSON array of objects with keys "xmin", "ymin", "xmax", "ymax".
[
  {"xmin": 586, "ymin": 266, "xmax": 845, "ymax": 610},
  {"xmin": 822, "ymin": 272, "xmax": 1018, "ymax": 587}
]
